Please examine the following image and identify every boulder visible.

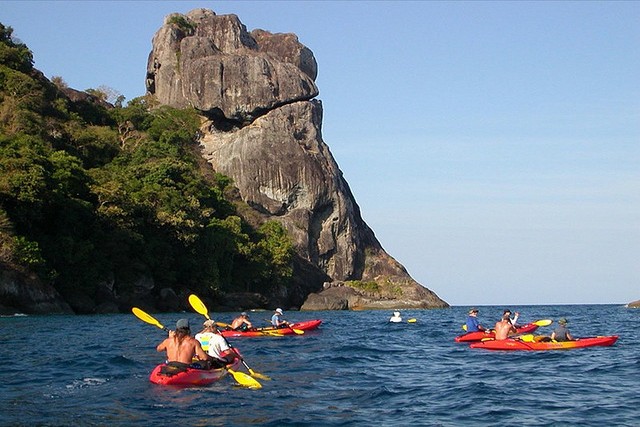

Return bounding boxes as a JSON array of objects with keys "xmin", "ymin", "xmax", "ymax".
[
  {"xmin": 0, "ymin": 266, "xmax": 73, "ymax": 314},
  {"xmin": 146, "ymin": 9, "xmax": 318, "ymax": 123},
  {"xmin": 148, "ymin": 8, "xmax": 449, "ymax": 310}
]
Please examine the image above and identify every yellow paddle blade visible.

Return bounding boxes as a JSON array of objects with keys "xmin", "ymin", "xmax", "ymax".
[
  {"xmin": 261, "ymin": 330, "xmax": 285, "ymax": 336},
  {"xmin": 132, "ymin": 307, "xmax": 166, "ymax": 330},
  {"xmin": 190, "ymin": 295, "xmax": 271, "ymax": 381},
  {"xmin": 188, "ymin": 294, "xmax": 210, "ymax": 320},
  {"xmin": 216, "ymin": 322, "xmax": 231, "ymax": 328},
  {"xmin": 291, "ymin": 328, "xmax": 304, "ymax": 335},
  {"xmin": 519, "ymin": 334, "xmax": 536, "ymax": 342},
  {"xmin": 407, "ymin": 318, "xmax": 417, "ymax": 323},
  {"xmin": 228, "ymin": 368, "xmax": 262, "ymax": 389},
  {"xmin": 534, "ymin": 319, "xmax": 553, "ymax": 327},
  {"xmin": 462, "ymin": 324, "xmax": 468, "ymax": 331},
  {"xmin": 248, "ymin": 368, "xmax": 271, "ymax": 381}
]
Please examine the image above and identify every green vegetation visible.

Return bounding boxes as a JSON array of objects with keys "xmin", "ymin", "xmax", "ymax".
[
  {"xmin": 0, "ymin": 23, "xmax": 294, "ymax": 306},
  {"xmin": 166, "ymin": 15, "xmax": 197, "ymax": 36},
  {"xmin": 346, "ymin": 279, "xmax": 403, "ymax": 297},
  {"xmin": 346, "ymin": 280, "xmax": 380, "ymax": 293}
]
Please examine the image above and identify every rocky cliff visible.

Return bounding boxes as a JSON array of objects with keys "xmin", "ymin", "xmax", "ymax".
[{"xmin": 146, "ymin": 9, "xmax": 448, "ymax": 310}]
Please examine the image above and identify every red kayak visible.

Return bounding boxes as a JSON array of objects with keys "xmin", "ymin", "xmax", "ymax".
[
  {"xmin": 149, "ymin": 358, "xmax": 241, "ymax": 386},
  {"xmin": 469, "ymin": 335, "xmax": 619, "ymax": 351},
  {"xmin": 455, "ymin": 321, "xmax": 541, "ymax": 343},
  {"xmin": 220, "ymin": 319, "xmax": 322, "ymax": 338}
]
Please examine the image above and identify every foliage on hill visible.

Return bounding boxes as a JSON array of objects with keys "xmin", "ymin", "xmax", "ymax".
[{"xmin": 0, "ymin": 23, "xmax": 294, "ymax": 308}]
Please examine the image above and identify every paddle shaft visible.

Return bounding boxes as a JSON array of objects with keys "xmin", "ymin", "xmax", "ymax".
[
  {"xmin": 188, "ymin": 294, "xmax": 269, "ymax": 380},
  {"xmin": 264, "ymin": 317, "xmax": 303, "ymax": 334}
]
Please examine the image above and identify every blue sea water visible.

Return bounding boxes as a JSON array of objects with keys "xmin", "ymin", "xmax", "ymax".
[{"xmin": 1, "ymin": 305, "xmax": 638, "ymax": 426}]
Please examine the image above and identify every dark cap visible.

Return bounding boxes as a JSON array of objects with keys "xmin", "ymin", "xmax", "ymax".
[
  {"xmin": 469, "ymin": 308, "xmax": 478, "ymax": 314},
  {"xmin": 176, "ymin": 318, "xmax": 190, "ymax": 329}
]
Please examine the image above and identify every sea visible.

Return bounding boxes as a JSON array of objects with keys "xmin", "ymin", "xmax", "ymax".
[{"xmin": 1, "ymin": 304, "xmax": 638, "ymax": 426}]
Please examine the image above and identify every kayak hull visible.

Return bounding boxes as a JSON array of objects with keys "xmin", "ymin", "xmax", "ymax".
[
  {"xmin": 455, "ymin": 322, "xmax": 539, "ymax": 343},
  {"xmin": 469, "ymin": 335, "xmax": 619, "ymax": 351},
  {"xmin": 220, "ymin": 319, "xmax": 322, "ymax": 338},
  {"xmin": 149, "ymin": 359, "xmax": 241, "ymax": 386}
]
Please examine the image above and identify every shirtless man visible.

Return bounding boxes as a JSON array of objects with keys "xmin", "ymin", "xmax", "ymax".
[
  {"xmin": 230, "ymin": 312, "xmax": 253, "ymax": 331},
  {"xmin": 494, "ymin": 310, "xmax": 518, "ymax": 340},
  {"xmin": 156, "ymin": 318, "xmax": 209, "ymax": 365}
]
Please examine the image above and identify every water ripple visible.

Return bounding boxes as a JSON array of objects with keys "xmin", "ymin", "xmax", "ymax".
[{"xmin": 0, "ymin": 305, "xmax": 637, "ymax": 426}]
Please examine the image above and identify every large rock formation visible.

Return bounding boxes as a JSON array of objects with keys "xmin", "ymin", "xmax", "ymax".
[
  {"xmin": 146, "ymin": 9, "xmax": 448, "ymax": 309},
  {"xmin": 0, "ymin": 266, "xmax": 73, "ymax": 314}
]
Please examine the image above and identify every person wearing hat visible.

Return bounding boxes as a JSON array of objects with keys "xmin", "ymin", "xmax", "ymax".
[
  {"xmin": 156, "ymin": 318, "xmax": 210, "ymax": 369},
  {"xmin": 389, "ymin": 311, "xmax": 402, "ymax": 323},
  {"xmin": 230, "ymin": 312, "xmax": 253, "ymax": 331},
  {"xmin": 551, "ymin": 318, "xmax": 575, "ymax": 342},
  {"xmin": 465, "ymin": 308, "xmax": 487, "ymax": 333},
  {"xmin": 271, "ymin": 308, "xmax": 292, "ymax": 328},
  {"xmin": 195, "ymin": 319, "xmax": 241, "ymax": 368}
]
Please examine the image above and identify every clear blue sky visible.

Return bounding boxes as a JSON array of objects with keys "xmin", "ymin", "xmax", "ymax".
[{"xmin": 3, "ymin": 1, "xmax": 639, "ymax": 306}]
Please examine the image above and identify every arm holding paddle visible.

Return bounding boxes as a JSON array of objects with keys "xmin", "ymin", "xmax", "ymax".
[
  {"xmin": 188, "ymin": 294, "xmax": 270, "ymax": 381},
  {"xmin": 132, "ymin": 307, "xmax": 261, "ymax": 388},
  {"xmin": 270, "ymin": 308, "xmax": 304, "ymax": 334},
  {"xmin": 197, "ymin": 320, "xmax": 243, "ymax": 366}
]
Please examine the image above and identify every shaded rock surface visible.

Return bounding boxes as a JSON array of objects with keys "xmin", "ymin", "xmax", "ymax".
[
  {"xmin": 0, "ymin": 266, "xmax": 73, "ymax": 314},
  {"xmin": 147, "ymin": 8, "xmax": 448, "ymax": 310},
  {"xmin": 627, "ymin": 300, "xmax": 640, "ymax": 308}
]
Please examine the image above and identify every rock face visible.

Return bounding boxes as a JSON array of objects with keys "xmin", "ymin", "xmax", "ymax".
[
  {"xmin": 146, "ymin": 9, "xmax": 318, "ymax": 124},
  {"xmin": 147, "ymin": 9, "xmax": 448, "ymax": 310},
  {"xmin": 0, "ymin": 267, "xmax": 73, "ymax": 314},
  {"xmin": 627, "ymin": 300, "xmax": 640, "ymax": 308}
]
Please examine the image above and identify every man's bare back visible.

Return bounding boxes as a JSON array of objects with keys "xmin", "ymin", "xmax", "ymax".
[
  {"xmin": 494, "ymin": 319, "xmax": 515, "ymax": 340},
  {"xmin": 157, "ymin": 332, "xmax": 208, "ymax": 363}
]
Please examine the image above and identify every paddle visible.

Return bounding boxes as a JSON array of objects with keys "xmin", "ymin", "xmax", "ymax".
[
  {"xmin": 462, "ymin": 324, "xmax": 493, "ymax": 333},
  {"xmin": 287, "ymin": 325, "xmax": 305, "ymax": 335},
  {"xmin": 533, "ymin": 319, "xmax": 553, "ymax": 327},
  {"xmin": 263, "ymin": 317, "xmax": 304, "ymax": 335},
  {"xmin": 188, "ymin": 294, "xmax": 270, "ymax": 381},
  {"xmin": 407, "ymin": 318, "xmax": 417, "ymax": 323},
  {"xmin": 131, "ymin": 306, "xmax": 262, "ymax": 388},
  {"xmin": 518, "ymin": 334, "xmax": 557, "ymax": 343},
  {"xmin": 132, "ymin": 307, "xmax": 168, "ymax": 331},
  {"xmin": 462, "ymin": 318, "xmax": 552, "ymax": 332}
]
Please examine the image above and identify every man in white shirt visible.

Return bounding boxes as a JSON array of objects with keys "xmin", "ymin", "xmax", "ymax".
[{"xmin": 195, "ymin": 320, "xmax": 240, "ymax": 368}]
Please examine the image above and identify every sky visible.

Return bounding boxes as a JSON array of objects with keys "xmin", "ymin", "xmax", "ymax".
[{"xmin": 2, "ymin": 1, "xmax": 639, "ymax": 306}]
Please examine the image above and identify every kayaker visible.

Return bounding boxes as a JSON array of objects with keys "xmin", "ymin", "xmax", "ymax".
[
  {"xmin": 271, "ymin": 308, "xmax": 292, "ymax": 328},
  {"xmin": 230, "ymin": 312, "xmax": 253, "ymax": 331},
  {"xmin": 550, "ymin": 318, "xmax": 575, "ymax": 342},
  {"xmin": 195, "ymin": 320, "xmax": 241, "ymax": 368},
  {"xmin": 465, "ymin": 308, "xmax": 487, "ymax": 332},
  {"xmin": 494, "ymin": 310, "xmax": 517, "ymax": 340},
  {"xmin": 156, "ymin": 318, "xmax": 210, "ymax": 368},
  {"xmin": 389, "ymin": 311, "xmax": 402, "ymax": 323},
  {"xmin": 505, "ymin": 309, "xmax": 520, "ymax": 327}
]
